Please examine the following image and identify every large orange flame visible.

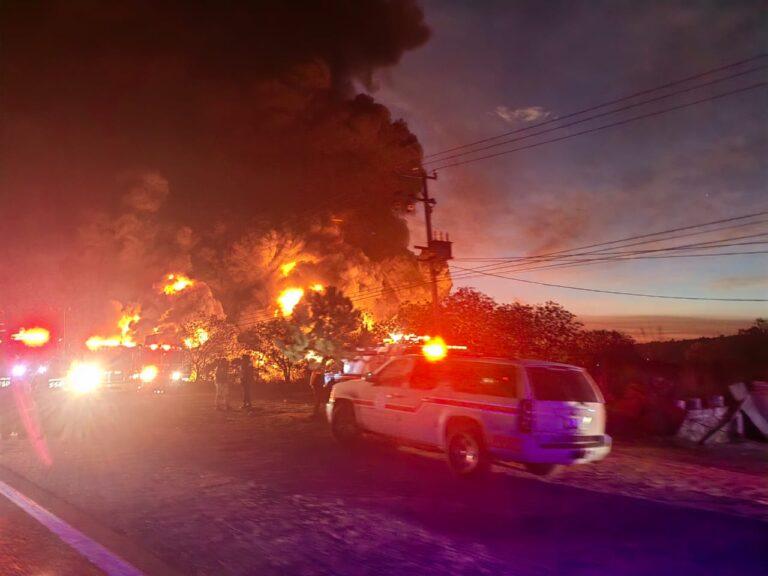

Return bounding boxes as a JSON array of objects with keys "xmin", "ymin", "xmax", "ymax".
[
  {"xmin": 184, "ymin": 327, "xmax": 209, "ymax": 349},
  {"xmin": 361, "ymin": 311, "xmax": 375, "ymax": 331},
  {"xmin": 162, "ymin": 273, "xmax": 194, "ymax": 295},
  {"xmin": 11, "ymin": 327, "xmax": 51, "ymax": 347},
  {"xmin": 85, "ymin": 336, "xmax": 122, "ymax": 350},
  {"xmin": 280, "ymin": 261, "xmax": 297, "ymax": 277},
  {"xmin": 86, "ymin": 313, "xmax": 140, "ymax": 351},
  {"xmin": 277, "ymin": 287, "xmax": 304, "ymax": 316}
]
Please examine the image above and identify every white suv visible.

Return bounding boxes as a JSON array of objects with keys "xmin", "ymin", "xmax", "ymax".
[{"xmin": 327, "ymin": 353, "xmax": 611, "ymax": 477}]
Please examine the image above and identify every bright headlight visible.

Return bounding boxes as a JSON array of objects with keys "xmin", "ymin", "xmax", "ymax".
[
  {"xmin": 66, "ymin": 362, "xmax": 103, "ymax": 394},
  {"xmin": 140, "ymin": 365, "xmax": 159, "ymax": 383},
  {"xmin": 171, "ymin": 370, "xmax": 182, "ymax": 381},
  {"xmin": 11, "ymin": 364, "xmax": 27, "ymax": 378}
]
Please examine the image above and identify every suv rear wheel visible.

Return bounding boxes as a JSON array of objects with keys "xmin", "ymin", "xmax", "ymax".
[
  {"xmin": 446, "ymin": 423, "xmax": 489, "ymax": 478},
  {"xmin": 331, "ymin": 401, "xmax": 359, "ymax": 445}
]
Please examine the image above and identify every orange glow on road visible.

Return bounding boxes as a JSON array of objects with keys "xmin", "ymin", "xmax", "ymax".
[
  {"xmin": 11, "ymin": 327, "xmax": 51, "ymax": 347},
  {"xmin": 163, "ymin": 273, "xmax": 194, "ymax": 295},
  {"xmin": 277, "ymin": 287, "xmax": 304, "ymax": 316}
]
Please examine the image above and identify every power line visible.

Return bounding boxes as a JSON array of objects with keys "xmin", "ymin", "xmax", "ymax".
[
  {"xmin": 423, "ymin": 64, "xmax": 768, "ymax": 167},
  {"xmin": 444, "ymin": 238, "xmax": 768, "ymax": 283},
  {"xmin": 423, "ymin": 54, "xmax": 767, "ymax": 160},
  {"xmin": 347, "ymin": 210, "xmax": 768, "ymax": 297},
  {"xmin": 237, "ymin": 232, "xmax": 768, "ymax": 325},
  {"xmin": 283, "ymin": 57, "xmax": 768, "ymax": 223},
  {"xmin": 226, "ymin": 60, "xmax": 768, "ymax": 256},
  {"xmin": 438, "ymin": 212, "xmax": 766, "ymax": 274},
  {"xmin": 453, "ymin": 241, "xmax": 768, "ymax": 278},
  {"xmin": 235, "ymin": 211, "xmax": 768, "ymax": 326},
  {"xmin": 454, "ymin": 208, "xmax": 768, "ymax": 262},
  {"xmin": 449, "ymin": 264, "xmax": 768, "ymax": 303},
  {"xmin": 237, "ymin": 59, "xmax": 768, "ymax": 233},
  {"xmin": 236, "ymin": 243, "xmax": 768, "ymax": 328},
  {"xmin": 429, "ymin": 82, "xmax": 767, "ymax": 171},
  {"xmin": 353, "ymin": 240, "xmax": 768, "ymax": 303},
  {"xmin": 343, "ymin": 233, "xmax": 768, "ymax": 306},
  {"xmin": 500, "ymin": 250, "xmax": 768, "ymax": 261}
]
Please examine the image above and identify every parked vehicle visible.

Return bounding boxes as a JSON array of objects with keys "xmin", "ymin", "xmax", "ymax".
[
  {"xmin": 327, "ymin": 350, "xmax": 611, "ymax": 477},
  {"xmin": 324, "ymin": 350, "xmax": 390, "ymax": 387}
]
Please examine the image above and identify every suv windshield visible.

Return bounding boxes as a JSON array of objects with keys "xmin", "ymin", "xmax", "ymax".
[{"xmin": 526, "ymin": 367, "xmax": 599, "ymax": 402}]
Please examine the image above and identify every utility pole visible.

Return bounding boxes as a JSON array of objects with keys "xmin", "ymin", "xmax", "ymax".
[
  {"xmin": 399, "ymin": 169, "xmax": 452, "ymax": 330},
  {"xmin": 419, "ymin": 171, "xmax": 439, "ymax": 315}
]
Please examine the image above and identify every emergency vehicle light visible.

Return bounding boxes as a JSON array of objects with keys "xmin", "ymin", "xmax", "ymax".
[{"xmin": 422, "ymin": 337, "xmax": 448, "ymax": 362}]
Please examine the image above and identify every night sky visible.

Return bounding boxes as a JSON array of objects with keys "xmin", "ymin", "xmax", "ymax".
[{"xmin": 375, "ymin": 0, "xmax": 767, "ymax": 335}]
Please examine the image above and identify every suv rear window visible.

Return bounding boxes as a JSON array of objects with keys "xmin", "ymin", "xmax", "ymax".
[
  {"xmin": 448, "ymin": 361, "xmax": 518, "ymax": 398},
  {"xmin": 526, "ymin": 367, "xmax": 599, "ymax": 402}
]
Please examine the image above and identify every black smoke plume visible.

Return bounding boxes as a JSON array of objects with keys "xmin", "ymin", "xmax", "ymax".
[{"xmin": 0, "ymin": 1, "xmax": 432, "ymax": 337}]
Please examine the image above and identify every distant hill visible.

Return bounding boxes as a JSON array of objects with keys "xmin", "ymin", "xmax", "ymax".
[
  {"xmin": 635, "ymin": 320, "xmax": 767, "ymax": 388},
  {"xmin": 580, "ymin": 315, "xmax": 754, "ymax": 343},
  {"xmin": 637, "ymin": 336, "xmax": 719, "ymax": 364}
]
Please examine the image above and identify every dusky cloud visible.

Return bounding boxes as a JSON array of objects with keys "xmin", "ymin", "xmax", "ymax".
[
  {"xmin": 495, "ymin": 105, "xmax": 552, "ymax": 124},
  {"xmin": 712, "ymin": 275, "xmax": 768, "ymax": 290}
]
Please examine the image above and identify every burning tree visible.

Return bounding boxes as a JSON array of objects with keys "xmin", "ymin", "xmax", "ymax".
[
  {"xmin": 240, "ymin": 318, "xmax": 308, "ymax": 385},
  {"xmin": 240, "ymin": 287, "xmax": 363, "ymax": 391},
  {"xmin": 182, "ymin": 317, "xmax": 240, "ymax": 382},
  {"xmin": 301, "ymin": 287, "xmax": 362, "ymax": 363},
  {"xmin": 302, "ymin": 287, "xmax": 364, "ymax": 416}
]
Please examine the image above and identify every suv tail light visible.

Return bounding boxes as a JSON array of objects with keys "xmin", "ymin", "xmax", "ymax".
[{"xmin": 519, "ymin": 399, "xmax": 534, "ymax": 433}]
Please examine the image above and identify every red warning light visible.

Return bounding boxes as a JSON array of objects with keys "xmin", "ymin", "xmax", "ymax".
[{"xmin": 422, "ymin": 336, "xmax": 448, "ymax": 362}]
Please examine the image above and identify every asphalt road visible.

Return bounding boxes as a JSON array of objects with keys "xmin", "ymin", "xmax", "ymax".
[
  {"xmin": 0, "ymin": 493, "xmax": 104, "ymax": 576},
  {"xmin": 1, "ymin": 390, "xmax": 766, "ymax": 575}
]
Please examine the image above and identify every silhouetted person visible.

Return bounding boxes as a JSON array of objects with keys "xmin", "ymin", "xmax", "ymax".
[
  {"xmin": 240, "ymin": 354, "xmax": 253, "ymax": 410},
  {"xmin": 214, "ymin": 358, "xmax": 231, "ymax": 411},
  {"xmin": 311, "ymin": 359, "xmax": 340, "ymax": 420}
]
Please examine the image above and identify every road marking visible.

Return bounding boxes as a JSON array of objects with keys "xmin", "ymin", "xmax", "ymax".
[{"xmin": 0, "ymin": 478, "xmax": 145, "ymax": 576}]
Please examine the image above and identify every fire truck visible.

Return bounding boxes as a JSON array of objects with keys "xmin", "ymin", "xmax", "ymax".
[{"xmin": 50, "ymin": 345, "xmax": 193, "ymax": 395}]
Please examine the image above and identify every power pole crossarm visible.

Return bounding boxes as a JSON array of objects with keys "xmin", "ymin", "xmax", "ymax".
[
  {"xmin": 420, "ymin": 171, "xmax": 438, "ymax": 244},
  {"xmin": 406, "ymin": 170, "xmax": 450, "ymax": 329}
]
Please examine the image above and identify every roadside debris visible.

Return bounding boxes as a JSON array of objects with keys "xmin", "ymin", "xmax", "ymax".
[{"xmin": 676, "ymin": 382, "xmax": 768, "ymax": 444}]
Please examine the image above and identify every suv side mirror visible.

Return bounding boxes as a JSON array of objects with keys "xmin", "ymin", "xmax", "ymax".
[{"xmin": 364, "ymin": 371, "xmax": 377, "ymax": 383}]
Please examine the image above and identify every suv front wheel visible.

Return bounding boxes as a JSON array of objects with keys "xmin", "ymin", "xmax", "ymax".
[
  {"xmin": 446, "ymin": 423, "xmax": 489, "ymax": 478},
  {"xmin": 331, "ymin": 401, "xmax": 359, "ymax": 445}
]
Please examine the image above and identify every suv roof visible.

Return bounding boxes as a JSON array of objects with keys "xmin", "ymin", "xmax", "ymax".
[{"xmin": 385, "ymin": 352, "xmax": 583, "ymax": 370}]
